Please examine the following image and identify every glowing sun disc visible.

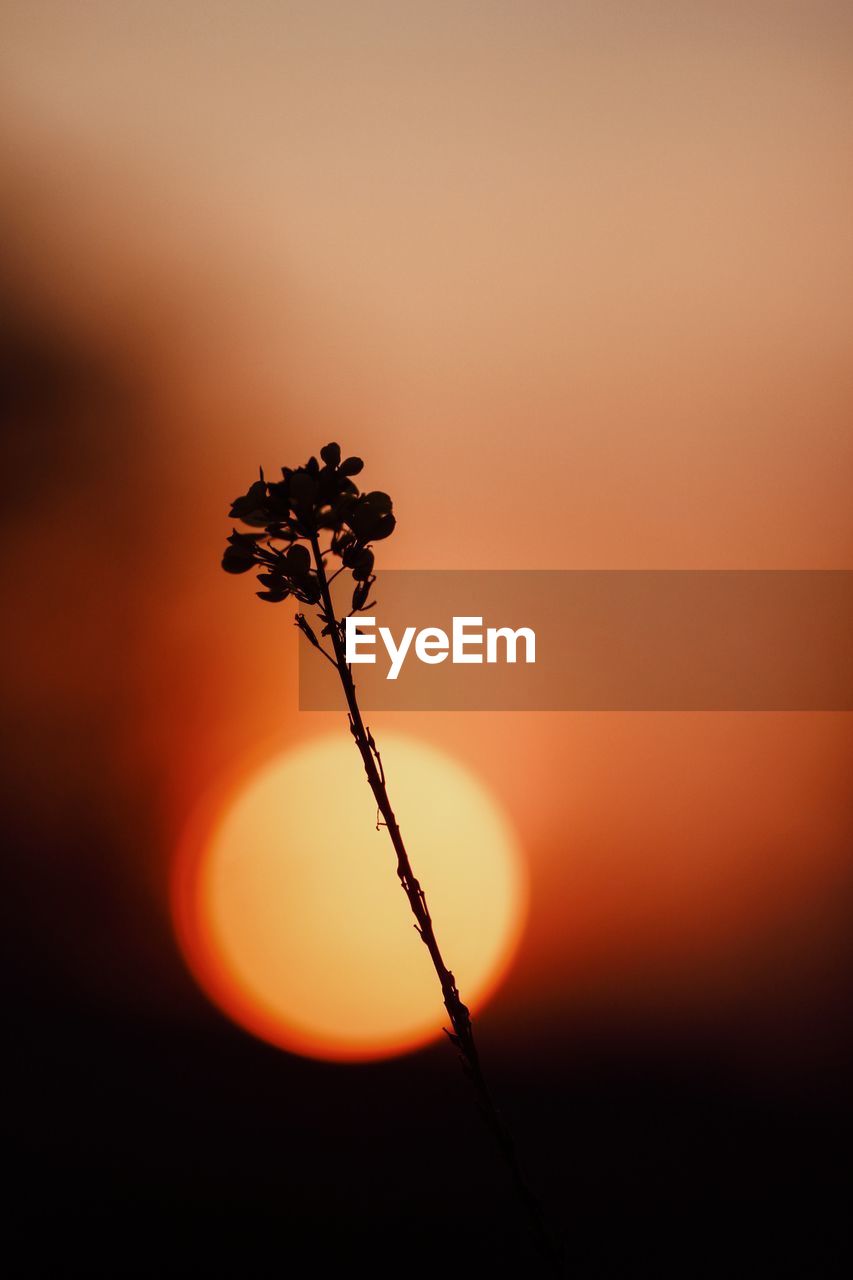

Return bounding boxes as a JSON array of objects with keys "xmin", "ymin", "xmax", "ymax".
[{"xmin": 173, "ymin": 732, "xmax": 527, "ymax": 1062}]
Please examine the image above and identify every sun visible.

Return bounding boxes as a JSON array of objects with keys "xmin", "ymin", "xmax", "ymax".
[{"xmin": 172, "ymin": 731, "xmax": 527, "ymax": 1062}]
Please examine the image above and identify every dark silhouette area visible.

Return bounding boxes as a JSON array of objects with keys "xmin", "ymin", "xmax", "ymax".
[
  {"xmin": 222, "ymin": 444, "xmax": 562, "ymax": 1269},
  {"xmin": 8, "ymin": 975, "xmax": 851, "ymax": 1277}
]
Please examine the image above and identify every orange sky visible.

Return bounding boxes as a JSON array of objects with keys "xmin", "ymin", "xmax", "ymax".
[{"xmin": 2, "ymin": 1, "xmax": 852, "ymax": 1060}]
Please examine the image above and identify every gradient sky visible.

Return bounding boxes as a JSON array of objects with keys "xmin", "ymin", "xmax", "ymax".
[{"xmin": 2, "ymin": 1, "xmax": 852, "ymax": 1066}]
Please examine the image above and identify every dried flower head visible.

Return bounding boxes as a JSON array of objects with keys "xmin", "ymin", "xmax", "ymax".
[{"xmin": 221, "ymin": 444, "xmax": 396, "ymax": 613}]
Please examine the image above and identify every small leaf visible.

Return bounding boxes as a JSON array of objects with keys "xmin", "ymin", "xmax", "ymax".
[
  {"xmin": 257, "ymin": 573, "xmax": 288, "ymax": 592},
  {"xmin": 351, "ymin": 548, "xmax": 374, "ymax": 581},
  {"xmin": 222, "ymin": 544, "xmax": 256, "ymax": 574},
  {"xmin": 286, "ymin": 543, "xmax": 311, "ymax": 575},
  {"xmin": 364, "ymin": 491, "xmax": 393, "ymax": 515},
  {"xmin": 352, "ymin": 578, "xmax": 374, "ymax": 611},
  {"xmin": 227, "ymin": 528, "xmax": 264, "ymax": 547},
  {"xmin": 228, "ymin": 478, "xmax": 269, "ymax": 524},
  {"xmin": 340, "ymin": 456, "xmax": 364, "ymax": 476},
  {"xmin": 371, "ymin": 512, "xmax": 396, "ymax": 541},
  {"xmin": 320, "ymin": 442, "xmax": 341, "ymax": 468}
]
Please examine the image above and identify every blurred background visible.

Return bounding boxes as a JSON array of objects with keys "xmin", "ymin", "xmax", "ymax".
[{"xmin": 2, "ymin": 2, "xmax": 851, "ymax": 1273}]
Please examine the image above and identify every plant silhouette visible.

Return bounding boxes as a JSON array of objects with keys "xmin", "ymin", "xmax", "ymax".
[{"xmin": 221, "ymin": 443, "xmax": 561, "ymax": 1272}]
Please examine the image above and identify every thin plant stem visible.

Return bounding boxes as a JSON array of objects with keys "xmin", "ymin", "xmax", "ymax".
[{"xmin": 309, "ymin": 534, "xmax": 563, "ymax": 1274}]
